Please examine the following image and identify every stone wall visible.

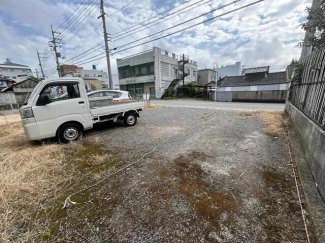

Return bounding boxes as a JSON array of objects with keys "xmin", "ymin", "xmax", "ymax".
[{"xmin": 285, "ymin": 102, "xmax": 325, "ymax": 200}]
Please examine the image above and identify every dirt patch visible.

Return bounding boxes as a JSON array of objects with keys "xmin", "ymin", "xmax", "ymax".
[
  {"xmin": 237, "ymin": 110, "xmax": 289, "ymax": 137},
  {"xmin": 144, "ymin": 104, "xmax": 162, "ymax": 110}
]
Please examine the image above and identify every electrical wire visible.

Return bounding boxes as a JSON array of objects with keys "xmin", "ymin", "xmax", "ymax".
[
  {"xmin": 106, "ymin": 0, "xmax": 137, "ymax": 18},
  {"xmin": 112, "ymin": 0, "xmax": 214, "ymax": 41},
  {"xmin": 109, "ymin": 16, "xmax": 138, "ymax": 41},
  {"xmin": 58, "ymin": 0, "xmax": 97, "ymax": 39},
  {"xmin": 111, "ymin": 0, "xmax": 241, "ymax": 51},
  {"xmin": 70, "ymin": 0, "xmax": 264, "ymax": 66},
  {"xmin": 59, "ymin": 0, "xmax": 98, "ymax": 40},
  {"xmin": 56, "ymin": 0, "xmax": 89, "ymax": 32}
]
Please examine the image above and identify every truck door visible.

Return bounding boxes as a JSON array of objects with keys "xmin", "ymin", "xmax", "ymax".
[{"xmin": 32, "ymin": 81, "xmax": 91, "ymax": 139}]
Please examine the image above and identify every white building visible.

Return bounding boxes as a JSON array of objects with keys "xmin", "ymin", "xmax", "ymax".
[
  {"xmin": 73, "ymin": 65, "xmax": 119, "ymax": 89},
  {"xmin": 0, "ymin": 58, "xmax": 33, "ymax": 82},
  {"xmin": 197, "ymin": 69, "xmax": 217, "ymax": 86},
  {"xmin": 117, "ymin": 47, "xmax": 197, "ymax": 98},
  {"xmin": 215, "ymin": 62, "xmax": 241, "ymax": 80}
]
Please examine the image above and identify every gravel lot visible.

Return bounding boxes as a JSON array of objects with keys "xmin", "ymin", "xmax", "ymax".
[{"xmin": 55, "ymin": 106, "xmax": 313, "ymax": 242}]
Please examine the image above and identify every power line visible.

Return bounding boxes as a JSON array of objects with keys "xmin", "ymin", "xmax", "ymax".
[
  {"xmin": 106, "ymin": 0, "xmax": 137, "ymax": 18},
  {"xmin": 58, "ymin": 0, "xmax": 97, "ymax": 39},
  {"xmin": 111, "ymin": 0, "xmax": 242, "ymax": 51},
  {"xmin": 65, "ymin": 42, "xmax": 105, "ymax": 64},
  {"xmin": 59, "ymin": 0, "xmax": 98, "ymax": 39},
  {"xmin": 56, "ymin": 0, "xmax": 89, "ymax": 31},
  {"xmin": 112, "ymin": 0, "xmax": 213, "ymax": 41},
  {"xmin": 60, "ymin": 3, "xmax": 99, "ymax": 43},
  {"xmin": 73, "ymin": 0, "xmax": 265, "ymax": 66},
  {"xmin": 109, "ymin": 16, "xmax": 138, "ymax": 41}
]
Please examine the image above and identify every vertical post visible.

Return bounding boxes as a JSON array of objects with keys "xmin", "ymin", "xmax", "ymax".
[
  {"xmin": 182, "ymin": 54, "xmax": 185, "ymax": 86},
  {"xmin": 35, "ymin": 69, "xmax": 39, "ymax": 79},
  {"xmin": 37, "ymin": 50, "xmax": 45, "ymax": 79},
  {"xmin": 99, "ymin": 0, "xmax": 113, "ymax": 89},
  {"xmin": 50, "ymin": 25, "xmax": 61, "ymax": 77}
]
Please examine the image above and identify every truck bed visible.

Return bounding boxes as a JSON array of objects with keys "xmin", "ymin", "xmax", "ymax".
[{"xmin": 90, "ymin": 100, "xmax": 143, "ymax": 118}]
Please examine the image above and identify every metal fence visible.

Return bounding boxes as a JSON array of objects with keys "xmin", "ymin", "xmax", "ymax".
[
  {"xmin": 289, "ymin": 82, "xmax": 325, "ymax": 130},
  {"xmin": 288, "ymin": 47, "xmax": 325, "ymax": 130}
]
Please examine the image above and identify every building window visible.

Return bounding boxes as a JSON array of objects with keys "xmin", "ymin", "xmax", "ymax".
[
  {"xmin": 123, "ymin": 70, "xmax": 129, "ymax": 76},
  {"xmin": 134, "ymin": 67, "xmax": 139, "ymax": 75},
  {"xmin": 150, "ymin": 64, "xmax": 154, "ymax": 73},
  {"xmin": 174, "ymin": 68, "xmax": 178, "ymax": 78},
  {"xmin": 4, "ymin": 76, "xmax": 10, "ymax": 79},
  {"xmin": 85, "ymin": 74, "xmax": 90, "ymax": 77},
  {"xmin": 193, "ymin": 70, "xmax": 197, "ymax": 77},
  {"xmin": 12, "ymin": 76, "xmax": 16, "ymax": 79},
  {"xmin": 10, "ymin": 69, "xmax": 15, "ymax": 72},
  {"xmin": 187, "ymin": 69, "xmax": 190, "ymax": 75},
  {"xmin": 98, "ymin": 75, "xmax": 102, "ymax": 77},
  {"xmin": 141, "ymin": 66, "xmax": 146, "ymax": 75}
]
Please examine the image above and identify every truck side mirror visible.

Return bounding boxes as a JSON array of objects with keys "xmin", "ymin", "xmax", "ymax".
[{"xmin": 37, "ymin": 95, "xmax": 51, "ymax": 106}]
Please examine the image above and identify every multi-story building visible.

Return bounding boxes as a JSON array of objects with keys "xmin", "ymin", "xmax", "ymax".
[
  {"xmin": 0, "ymin": 58, "xmax": 33, "ymax": 82},
  {"xmin": 117, "ymin": 47, "xmax": 197, "ymax": 98},
  {"xmin": 215, "ymin": 62, "xmax": 241, "ymax": 80},
  {"xmin": 197, "ymin": 69, "xmax": 217, "ymax": 85}
]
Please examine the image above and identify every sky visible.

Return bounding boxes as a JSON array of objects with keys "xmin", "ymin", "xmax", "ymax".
[{"xmin": 0, "ymin": 0, "xmax": 311, "ymax": 81}]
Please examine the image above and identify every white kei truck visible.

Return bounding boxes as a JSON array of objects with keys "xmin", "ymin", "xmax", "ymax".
[{"xmin": 19, "ymin": 78, "xmax": 143, "ymax": 142}]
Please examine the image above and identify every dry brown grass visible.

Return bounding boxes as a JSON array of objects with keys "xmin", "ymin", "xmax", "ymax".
[
  {"xmin": 237, "ymin": 110, "xmax": 289, "ymax": 137},
  {"xmin": 144, "ymin": 103, "xmax": 162, "ymax": 110},
  {"xmin": 0, "ymin": 121, "xmax": 123, "ymax": 242}
]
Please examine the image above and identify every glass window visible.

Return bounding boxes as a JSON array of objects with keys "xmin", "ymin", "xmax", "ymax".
[
  {"xmin": 141, "ymin": 66, "xmax": 146, "ymax": 74},
  {"xmin": 134, "ymin": 67, "xmax": 139, "ymax": 75},
  {"xmin": 193, "ymin": 70, "xmax": 197, "ymax": 77},
  {"xmin": 38, "ymin": 83, "xmax": 80, "ymax": 104},
  {"xmin": 10, "ymin": 69, "xmax": 15, "ymax": 72},
  {"xmin": 123, "ymin": 70, "xmax": 128, "ymax": 76},
  {"xmin": 150, "ymin": 64, "xmax": 154, "ymax": 73},
  {"xmin": 89, "ymin": 92, "xmax": 102, "ymax": 98},
  {"xmin": 12, "ymin": 76, "xmax": 16, "ymax": 79}
]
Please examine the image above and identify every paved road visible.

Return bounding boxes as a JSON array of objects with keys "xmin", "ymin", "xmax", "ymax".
[{"xmin": 151, "ymin": 99, "xmax": 285, "ymax": 111}]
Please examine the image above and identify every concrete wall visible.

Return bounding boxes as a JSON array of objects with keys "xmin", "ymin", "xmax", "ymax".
[
  {"xmin": 218, "ymin": 83, "xmax": 290, "ymax": 92},
  {"xmin": 285, "ymin": 102, "xmax": 325, "ymax": 200},
  {"xmin": 212, "ymin": 90, "xmax": 287, "ymax": 102}
]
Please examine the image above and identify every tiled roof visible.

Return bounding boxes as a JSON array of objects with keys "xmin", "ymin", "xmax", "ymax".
[
  {"xmin": 242, "ymin": 66, "xmax": 269, "ymax": 75},
  {"xmin": 217, "ymin": 72, "xmax": 287, "ymax": 87}
]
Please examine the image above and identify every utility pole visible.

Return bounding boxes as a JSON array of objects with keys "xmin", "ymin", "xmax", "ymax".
[
  {"xmin": 99, "ymin": 0, "xmax": 113, "ymax": 89},
  {"xmin": 35, "ymin": 69, "xmax": 39, "ymax": 79},
  {"xmin": 49, "ymin": 25, "xmax": 62, "ymax": 77},
  {"xmin": 36, "ymin": 50, "xmax": 45, "ymax": 79}
]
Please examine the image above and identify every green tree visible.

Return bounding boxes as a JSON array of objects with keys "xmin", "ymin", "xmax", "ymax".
[{"xmin": 302, "ymin": 0, "xmax": 325, "ymax": 49}]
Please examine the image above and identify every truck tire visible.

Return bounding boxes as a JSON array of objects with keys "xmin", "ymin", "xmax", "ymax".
[
  {"xmin": 59, "ymin": 123, "xmax": 82, "ymax": 143},
  {"xmin": 124, "ymin": 113, "xmax": 137, "ymax": 127}
]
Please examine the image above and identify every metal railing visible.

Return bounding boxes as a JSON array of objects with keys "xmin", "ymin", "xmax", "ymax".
[{"xmin": 289, "ymin": 81, "xmax": 325, "ymax": 130}]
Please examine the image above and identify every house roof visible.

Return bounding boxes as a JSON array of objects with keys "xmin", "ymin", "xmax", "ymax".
[
  {"xmin": 1, "ymin": 77, "xmax": 39, "ymax": 92},
  {"xmin": 0, "ymin": 62, "xmax": 28, "ymax": 67},
  {"xmin": 242, "ymin": 66, "xmax": 269, "ymax": 75},
  {"xmin": 217, "ymin": 71, "xmax": 287, "ymax": 87}
]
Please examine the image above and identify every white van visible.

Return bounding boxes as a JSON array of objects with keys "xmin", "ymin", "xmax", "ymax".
[{"xmin": 19, "ymin": 78, "xmax": 143, "ymax": 142}]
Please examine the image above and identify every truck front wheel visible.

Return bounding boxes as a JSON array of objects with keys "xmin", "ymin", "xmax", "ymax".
[
  {"xmin": 124, "ymin": 113, "xmax": 137, "ymax": 127},
  {"xmin": 59, "ymin": 123, "xmax": 82, "ymax": 142}
]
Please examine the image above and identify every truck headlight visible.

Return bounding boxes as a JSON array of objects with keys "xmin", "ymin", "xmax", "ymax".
[{"xmin": 20, "ymin": 108, "xmax": 34, "ymax": 119}]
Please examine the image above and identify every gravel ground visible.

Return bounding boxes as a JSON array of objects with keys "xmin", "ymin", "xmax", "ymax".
[{"xmin": 58, "ymin": 107, "xmax": 312, "ymax": 242}]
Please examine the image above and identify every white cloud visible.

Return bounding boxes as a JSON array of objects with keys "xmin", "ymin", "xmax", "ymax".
[{"xmin": 0, "ymin": 0, "xmax": 310, "ymax": 79}]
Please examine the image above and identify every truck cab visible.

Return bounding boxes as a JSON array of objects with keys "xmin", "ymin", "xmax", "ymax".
[{"xmin": 20, "ymin": 78, "xmax": 143, "ymax": 142}]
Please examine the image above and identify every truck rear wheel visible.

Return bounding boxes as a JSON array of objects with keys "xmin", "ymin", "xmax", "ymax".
[
  {"xmin": 59, "ymin": 123, "xmax": 82, "ymax": 143},
  {"xmin": 124, "ymin": 113, "xmax": 137, "ymax": 127}
]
